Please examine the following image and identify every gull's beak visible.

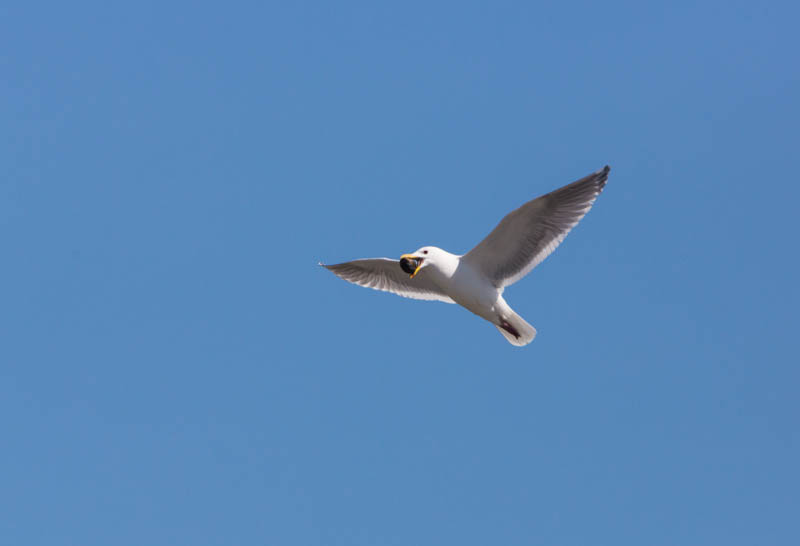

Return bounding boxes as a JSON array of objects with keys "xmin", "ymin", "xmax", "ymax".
[{"xmin": 399, "ymin": 254, "xmax": 424, "ymax": 278}]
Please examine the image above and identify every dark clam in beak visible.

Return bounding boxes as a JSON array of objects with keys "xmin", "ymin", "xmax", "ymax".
[{"xmin": 399, "ymin": 255, "xmax": 423, "ymax": 276}]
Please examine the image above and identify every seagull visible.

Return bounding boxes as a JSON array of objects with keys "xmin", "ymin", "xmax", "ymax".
[{"xmin": 322, "ymin": 165, "xmax": 610, "ymax": 346}]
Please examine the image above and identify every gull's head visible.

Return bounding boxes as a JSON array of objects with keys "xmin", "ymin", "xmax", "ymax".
[{"xmin": 399, "ymin": 246, "xmax": 440, "ymax": 278}]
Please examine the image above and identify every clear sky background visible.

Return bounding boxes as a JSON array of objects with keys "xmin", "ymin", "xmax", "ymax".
[{"xmin": 2, "ymin": 1, "xmax": 798, "ymax": 545}]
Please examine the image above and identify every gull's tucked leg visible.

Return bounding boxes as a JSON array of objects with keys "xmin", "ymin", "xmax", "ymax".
[
  {"xmin": 492, "ymin": 298, "xmax": 537, "ymax": 347},
  {"xmin": 499, "ymin": 319, "xmax": 521, "ymax": 339}
]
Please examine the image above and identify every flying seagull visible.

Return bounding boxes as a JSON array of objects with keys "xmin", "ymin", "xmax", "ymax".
[{"xmin": 322, "ymin": 165, "xmax": 610, "ymax": 346}]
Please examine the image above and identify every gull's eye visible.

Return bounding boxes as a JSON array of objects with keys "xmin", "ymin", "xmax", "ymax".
[{"xmin": 423, "ymin": 250, "xmax": 428, "ymax": 255}]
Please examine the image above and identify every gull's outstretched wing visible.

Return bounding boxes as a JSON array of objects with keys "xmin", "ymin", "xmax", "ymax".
[
  {"xmin": 462, "ymin": 166, "xmax": 609, "ymax": 287},
  {"xmin": 322, "ymin": 258, "xmax": 455, "ymax": 303}
]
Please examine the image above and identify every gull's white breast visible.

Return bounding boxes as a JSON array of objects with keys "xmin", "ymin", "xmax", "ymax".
[{"xmin": 437, "ymin": 257, "xmax": 503, "ymax": 322}]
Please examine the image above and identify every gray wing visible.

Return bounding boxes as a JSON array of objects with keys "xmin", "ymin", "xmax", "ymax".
[
  {"xmin": 462, "ymin": 165, "xmax": 609, "ymax": 287},
  {"xmin": 322, "ymin": 258, "xmax": 455, "ymax": 303}
]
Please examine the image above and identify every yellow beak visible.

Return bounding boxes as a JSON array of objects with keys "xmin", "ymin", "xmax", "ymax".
[{"xmin": 399, "ymin": 253, "xmax": 424, "ymax": 278}]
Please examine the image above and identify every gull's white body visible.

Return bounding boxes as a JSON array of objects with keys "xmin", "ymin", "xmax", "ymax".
[
  {"xmin": 323, "ymin": 166, "xmax": 610, "ymax": 346},
  {"xmin": 427, "ymin": 249, "xmax": 534, "ymax": 345}
]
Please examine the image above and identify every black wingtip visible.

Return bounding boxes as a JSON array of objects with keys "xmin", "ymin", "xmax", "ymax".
[
  {"xmin": 589, "ymin": 165, "xmax": 610, "ymax": 193},
  {"xmin": 596, "ymin": 165, "xmax": 611, "ymax": 187}
]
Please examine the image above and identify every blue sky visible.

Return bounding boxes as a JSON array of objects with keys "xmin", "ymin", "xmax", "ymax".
[{"xmin": 2, "ymin": 1, "xmax": 798, "ymax": 544}]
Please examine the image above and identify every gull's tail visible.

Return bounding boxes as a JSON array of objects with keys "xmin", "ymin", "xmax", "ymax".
[{"xmin": 494, "ymin": 307, "xmax": 537, "ymax": 347}]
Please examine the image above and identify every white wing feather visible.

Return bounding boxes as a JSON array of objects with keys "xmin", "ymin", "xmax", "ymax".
[
  {"xmin": 322, "ymin": 258, "xmax": 455, "ymax": 303},
  {"xmin": 463, "ymin": 166, "xmax": 609, "ymax": 287}
]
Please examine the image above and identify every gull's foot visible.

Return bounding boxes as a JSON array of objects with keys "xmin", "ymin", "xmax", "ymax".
[{"xmin": 499, "ymin": 319, "xmax": 520, "ymax": 339}]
